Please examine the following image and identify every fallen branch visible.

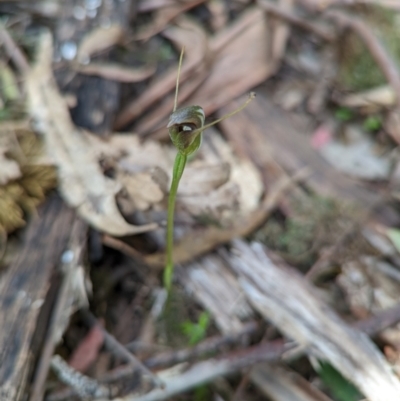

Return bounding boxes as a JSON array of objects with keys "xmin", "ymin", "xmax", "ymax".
[
  {"xmin": 30, "ymin": 219, "xmax": 88, "ymax": 401},
  {"xmin": 46, "ymin": 321, "xmax": 260, "ymax": 401},
  {"xmin": 227, "ymin": 240, "xmax": 400, "ymax": 401},
  {"xmin": 51, "ymin": 355, "xmax": 109, "ymax": 399},
  {"xmin": 104, "ymin": 340, "xmax": 288, "ymax": 401}
]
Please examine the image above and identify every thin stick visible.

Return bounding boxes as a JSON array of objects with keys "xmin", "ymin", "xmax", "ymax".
[
  {"xmin": 0, "ymin": 24, "xmax": 30, "ymax": 73},
  {"xmin": 173, "ymin": 47, "xmax": 185, "ymax": 113},
  {"xmin": 81, "ymin": 310, "xmax": 164, "ymax": 388}
]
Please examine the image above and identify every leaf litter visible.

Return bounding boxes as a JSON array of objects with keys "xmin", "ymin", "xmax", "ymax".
[
  {"xmin": 3, "ymin": 1, "xmax": 400, "ymax": 401},
  {"xmin": 26, "ymin": 32, "xmax": 157, "ymax": 237}
]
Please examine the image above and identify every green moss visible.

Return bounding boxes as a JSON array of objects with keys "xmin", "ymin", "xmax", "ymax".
[{"xmin": 253, "ymin": 195, "xmax": 356, "ymax": 268}]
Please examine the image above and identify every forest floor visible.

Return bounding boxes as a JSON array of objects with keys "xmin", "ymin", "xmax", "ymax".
[{"xmin": 2, "ymin": 1, "xmax": 400, "ymax": 401}]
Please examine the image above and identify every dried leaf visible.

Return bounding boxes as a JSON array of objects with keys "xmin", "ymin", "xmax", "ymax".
[
  {"xmin": 115, "ymin": 15, "xmax": 209, "ymax": 130},
  {"xmin": 180, "ymin": 7, "xmax": 272, "ymax": 120},
  {"xmin": 270, "ymin": 0, "xmax": 293, "ymax": 68},
  {"xmin": 179, "ymin": 163, "xmax": 231, "ymax": 196},
  {"xmin": 0, "ymin": 127, "xmax": 56, "ymax": 234},
  {"xmin": 117, "ymin": 7, "xmax": 273, "ymax": 134},
  {"xmin": 207, "ymin": 0, "xmax": 228, "ymax": 31},
  {"xmin": 0, "ymin": 148, "xmax": 21, "ymax": 184},
  {"xmin": 68, "ymin": 324, "xmax": 104, "ymax": 373},
  {"xmin": 0, "ymin": 186, "xmax": 25, "ymax": 232},
  {"xmin": 77, "ymin": 25, "xmax": 124, "ymax": 62},
  {"xmin": 178, "ymin": 132, "xmax": 262, "ymax": 222},
  {"xmin": 181, "ymin": 182, "xmax": 239, "ymax": 221},
  {"xmin": 117, "ymin": 168, "xmax": 167, "ymax": 211},
  {"xmin": 75, "ymin": 62, "xmax": 156, "ymax": 82},
  {"xmin": 26, "ymin": 32, "xmax": 157, "ymax": 236},
  {"xmin": 134, "ymin": 0, "xmax": 205, "ymax": 41},
  {"xmin": 109, "ymin": 131, "xmax": 262, "ymax": 221},
  {"xmin": 337, "ymin": 257, "xmax": 400, "ymax": 318}
]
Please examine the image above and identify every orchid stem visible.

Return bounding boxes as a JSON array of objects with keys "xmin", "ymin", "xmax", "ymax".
[{"xmin": 164, "ymin": 151, "xmax": 187, "ymax": 292}]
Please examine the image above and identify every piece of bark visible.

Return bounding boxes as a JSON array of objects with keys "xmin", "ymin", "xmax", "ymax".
[
  {"xmin": 179, "ymin": 255, "xmax": 254, "ymax": 333},
  {"xmin": 29, "ymin": 218, "xmax": 88, "ymax": 401},
  {"xmin": 251, "ymin": 364, "xmax": 334, "ymax": 401},
  {"xmin": 227, "ymin": 240, "xmax": 400, "ymax": 401},
  {"xmin": 0, "ymin": 196, "xmax": 75, "ymax": 401}
]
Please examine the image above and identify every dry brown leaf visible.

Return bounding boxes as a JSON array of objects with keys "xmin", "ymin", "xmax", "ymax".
[
  {"xmin": 26, "ymin": 32, "xmax": 157, "ymax": 236},
  {"xmin": 181, "ymin": 182, "xmax": 240, "ymax": 221},
  {"xmin": 106, "ymin": 130, "xmax": 262, "ymax": 222},
  {"xmin": 137, "ymin": 6, "xmax": 273, "ymax": 136},
  {"xmin": 99, "ymin": 127, "xmax": 267, "ymax": 266},
  {"xmin": 74, "ymin": 62, "xmax": 156, "ymax": 83},
  {"xmin": 177, "ymin": 132, "xmax": 262, "ymax": 223},
  {"xmin": 179, "ymin": 163, "xmax": 230, "ymax": 196},
  {"xmin": 185, "ymin": 7, "xmax": 272, "ymax": 114},
  {"xmin": 117, "ymin": 168, "xmax": 168, "ymax": 211},
  {"xmin": 134, "ymin": 0, "xmax": 206, "ymax": 41},
  {"xmin": 68, "ymin": 324, "xmax": 104, "ymax": 373},
  {"xmin": 77, "ymin": 25, "xmax": 124, "ymax": 62},
  {"xmin": 115, "ymin": 15, "xmax": 209, "ymax": 130},
  {"xmin": 338, "ymin": 256, "xmax": 400, "ymax": 319},
  {"xmin": 208, "ymin": 0, "xmax": 228, "ymax": 31},
  {"xmin": 270, "ymin": 0, "xmax": 294, "ymax": 68},
  {"xmin": 0, "ymin": 143, "xmax": 21, "ymax": 184}
]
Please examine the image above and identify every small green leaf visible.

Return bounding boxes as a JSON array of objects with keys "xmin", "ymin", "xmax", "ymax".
[
  {"xmin": 363, "ymin": 115, "xmax": 382, "ymax": 132},
  {"xmin": 317, "ymin": 362, "xmax": 362, "ymax": 401},
  {"xmin": 335, "ymin": 107, "xmax": 353, "ymax": 122},
  {"xmin": 181, "ymin": 312, "xmax": 210, "ymax": 345}
]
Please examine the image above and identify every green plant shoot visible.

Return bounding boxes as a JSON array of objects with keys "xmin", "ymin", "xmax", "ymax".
[
  {"xmin": 164, "ymin": 48, "xmax": 256, "ymax": 291},
  {"xmin": 181, "ymin": 312, "xmax": 210, "ymax": 345}
]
